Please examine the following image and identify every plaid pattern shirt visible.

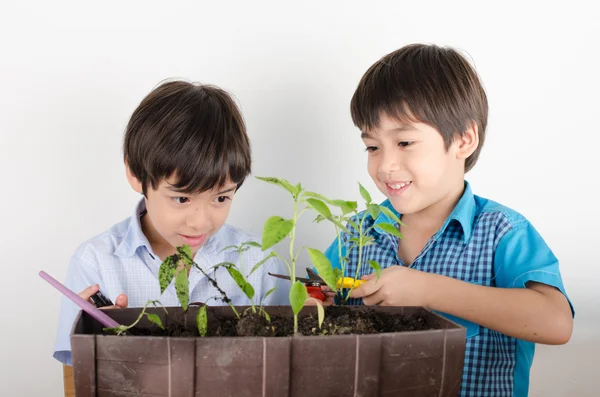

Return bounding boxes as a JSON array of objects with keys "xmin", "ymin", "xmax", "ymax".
[
  {"xmin": 54, "ymin": 199, "xmax": 289, "ymax": 365},
  {"xmin": 325, "ymin": 182, "xmax": 573, "ymax": 397}
]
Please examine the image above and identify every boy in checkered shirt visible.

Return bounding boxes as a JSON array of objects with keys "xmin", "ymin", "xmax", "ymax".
[{"xmin": 324, "ymin": 44, "xmax": 574, "ymax": 396}]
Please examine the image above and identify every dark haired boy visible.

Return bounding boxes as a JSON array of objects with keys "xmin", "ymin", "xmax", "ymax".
[
  {"xmin": 54, "ymin": 80, "xmax": 288, "ymax": 365},
  {"xmin": 325, "ymin": 45, "xmax": 574, "ymax": 396}
]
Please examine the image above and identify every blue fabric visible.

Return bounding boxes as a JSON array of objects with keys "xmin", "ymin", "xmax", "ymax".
[
  {"xmin": 54, "ymin": 199, "xmax": 290, "ymax": 365},
  {"xmin": 324, "ymin": 181, "xmax": 573, "ymax": 396}
]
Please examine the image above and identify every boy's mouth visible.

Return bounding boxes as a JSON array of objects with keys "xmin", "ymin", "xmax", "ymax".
[
  {"xmin": 385, "ymin": 181, "xmax": 412, "ymax": 196},
  {"xmin": 180, "ymin": 234, "xmax": 207, "ymax": 248}
]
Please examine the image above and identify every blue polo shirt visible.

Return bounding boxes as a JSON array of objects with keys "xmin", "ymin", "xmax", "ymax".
[{"xmin": 325, "ymin": 181, "xmax": 574, "ymax": 397}]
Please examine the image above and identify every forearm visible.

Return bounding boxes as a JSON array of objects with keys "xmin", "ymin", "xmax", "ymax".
[{"xmin": 426, "ymin": 274, "xmax": 572, "ymax": 344}]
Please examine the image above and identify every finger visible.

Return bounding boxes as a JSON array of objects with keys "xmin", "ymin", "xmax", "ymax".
[
  {"xmin": 361, "ymin": 272, "xmax": 377, "ymax": 281},
  {"xmin": 78, "ymin": 284, "xmax": 99, "ymax": 302},
  {"xmin": 362, "ymin": 290, "xmax": 385, "ymax": 306},
  {"xmin": 101, "ymin": 294, "xmax": 129, "ymax": 310},
  {"xmin": 349, "ymin": 278, "xmax": 383, "ymax": 298},
  {"xmin": 114, "ymin": 294, "xmax": 128, "ymax": 308}
]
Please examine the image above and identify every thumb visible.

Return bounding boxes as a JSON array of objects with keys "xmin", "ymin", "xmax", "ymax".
[
  {"xmin": 78, "ymin": 284, "xmax": 99, "ymax": 301},
  {"xmin": 115, "ymin": 294, "xmax": 128, "ymax": 308}
]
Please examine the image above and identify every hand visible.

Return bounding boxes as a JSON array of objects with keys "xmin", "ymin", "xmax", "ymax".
[
  {"xmin": 349, "ymin": 265, "xmax": 433, "ymax": 306},
  {"xmin": 304, "ymin": 286, "xmax": 336, "ymax": 306},
  {"xmin": 78, "ymin": 284, "xmax": 129, "ymax": 309}
]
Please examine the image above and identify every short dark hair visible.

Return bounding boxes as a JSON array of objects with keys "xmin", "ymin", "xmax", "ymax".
[
  {"xmin": 351, "ymin": 44, "xmax": 488, "ymax": 172},
  {"xmin": 123, "ymin": 80, "xmax": 251, "ymax": 195}
]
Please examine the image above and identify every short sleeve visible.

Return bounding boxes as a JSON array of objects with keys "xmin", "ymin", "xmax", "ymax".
[{"xmin": 493, "ymin": 220, "xmax": 574, "ymax": 316}]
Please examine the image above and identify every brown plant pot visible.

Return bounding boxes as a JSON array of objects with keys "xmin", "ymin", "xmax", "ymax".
[{"xmin": 71, "ymin": 306, "xmax": 465, "ymax": 397}]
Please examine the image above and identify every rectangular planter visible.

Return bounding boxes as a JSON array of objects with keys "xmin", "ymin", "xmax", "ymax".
[{"xmin": 71, "ymin": 306, "xmax": 465, "ymax": 397}]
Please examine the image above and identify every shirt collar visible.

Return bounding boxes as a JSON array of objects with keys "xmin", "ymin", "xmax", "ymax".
[
  {"xmin": 114, "ymin": 199, "xmax": 153, "ymax": 258},
  {"xmin": 373, "ymin": 181, "xmax": 476, "ymax": 243}
]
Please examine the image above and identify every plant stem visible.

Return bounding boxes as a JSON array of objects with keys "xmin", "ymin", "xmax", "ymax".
[
  {"xmin": 290, "ymin": 195, "xmax": 299, "ymax": 334},
  {"xmin": 347, "ymin": 210, "xmax": 368, "ymax": 300},
  {"xmin": 181, "ymin": 252, "xmax": 241, "ymax": 319}
]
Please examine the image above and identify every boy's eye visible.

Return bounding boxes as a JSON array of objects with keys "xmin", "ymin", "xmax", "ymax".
[
  {"xmin": 365, "ymin": 146, "xmax": 379, "ymax": 153},
  {"xmin": 398, "ymin": 141, "xmax": 413, "ymax": 147},
  {"xmin": 172, "ymin": 197, "xmax": 190, "ymax": 204},
  {"xmin": 216, "ymin": 196, "xmax": 230, "ymax": 203}
]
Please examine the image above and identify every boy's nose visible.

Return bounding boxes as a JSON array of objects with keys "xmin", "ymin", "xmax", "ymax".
[
  {"xmin": 185, "ymin": 206, "xmax": 209, "ymax": 229},
  {"xmin": 378, "ymin": 150, "xmax": 400, "ymax": 175}
]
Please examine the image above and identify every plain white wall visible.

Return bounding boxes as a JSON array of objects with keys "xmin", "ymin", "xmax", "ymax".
[{"xmin": 1, "ymin": 1, "xmax": 598, "ymax": 395}]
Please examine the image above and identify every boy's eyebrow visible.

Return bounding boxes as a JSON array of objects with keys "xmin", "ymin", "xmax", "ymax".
[
  {"xmin": 215, "ymin": 186, "xmax": 237, "ymax": 195},
  {"xmin": 165, "ymin": 185, "xmax": 237, "ymax": 195},
  {"xmin": 361, "ymin": 126, "xmax": 416, "ymax": 139}
]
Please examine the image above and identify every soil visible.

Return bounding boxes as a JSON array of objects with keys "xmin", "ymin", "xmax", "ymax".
[{"xmin": 112, "ymin": 306, "xmax": 435, "ymax": 338}]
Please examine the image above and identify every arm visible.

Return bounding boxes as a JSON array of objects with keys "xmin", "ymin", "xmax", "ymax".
[
  {"xmin": 424, "ymin": 274, "xmax": 572, "ymax": 344},
  {"xmin": 352, "ymin": 220, "xmax": 574, "ymax": 345}
]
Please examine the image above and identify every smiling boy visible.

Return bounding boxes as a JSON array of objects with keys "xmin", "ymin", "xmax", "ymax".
[{"xmin": 325, "ymin": 44, "xmax": 574, "ymax": 396}]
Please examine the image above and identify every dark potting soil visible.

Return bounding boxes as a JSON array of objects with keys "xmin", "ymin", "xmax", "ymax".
[{"xmin": 113, "ymin": 306, "xmax": 434, "ymax": 338}]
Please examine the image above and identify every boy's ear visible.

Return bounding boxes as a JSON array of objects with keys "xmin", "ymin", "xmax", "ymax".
[
  {"xmin": 455, "ymin": 121, "xmax": 479, "ymax": 160},
  {"xmin": 125, "ymin": 161, "xmax": 144, "ymax": 194}
]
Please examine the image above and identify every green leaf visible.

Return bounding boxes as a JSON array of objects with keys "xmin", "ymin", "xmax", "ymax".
[
  {"xmin": 331, "ymin": 200, "xmax": 358, "ymax": 215},
  {"xmin": 261, "ymin": 216, "xmax": 294, "ymax": 250},
  {"xmin": 219, "ymin": 244, "xmax": 240, "ymax": 254},
  {"xmin": 243, "ymin": 241, "xmax": 262, "ymax": 249},
  {"xmin": 262, "ymin": 287, "xmax": 277, "ymax": 303},
  {"xmin": 367, "ymin": 203, "xmax": 380, "ymax": 220},
  {"xmin": 305, "ymin": 198, "xmax": 333, "ymax": 220},
  {"xmin": 346, "ymin": 219, "xmax": 360, "ymax": 232},
  {"xmin": 348, "ymin": 236, "xmax": 374, "ymax": 245},
  {"xmin": 375, "ymin": 222, "xmax": 404, "ymax": 239},
  {"xmin": 313, "ymin": 214, "xmax": 326, "ymax": 223},
  {"xmin": 146, "ymin": 313, "xmax": 164, "ymax": 330},
  {"xmin": 313, "ymin": 299, "xmax": 325, "ymax": 329},
  {"xmin": 358, "ymin": 182, "xmax": 372, "ymax": 204},
  {"xmin": 379, "ymin": 206, "xmax": 406, "ymax": 226},
  {"xmin": 175, "ymin": 269, "xmax": 189, "ymax": 311},
  {"xmin": 177, "ymin": 245, "xmax": 192, "ymax": 259},
  {"xmin": 196, "ymin": 305, "xmax": 208, "ymax": 337},
  {"xmin": 290, "ymin": 281, "xmax": 308, "ymax": 316},
  {"xmin": 249, "ymin": 251, "xmax": 276, "ymax": 276},
  {"xmin": 226, "ymin": 266, "xmax": 254, "ymax": 300},
  {"xmin": 158, "ymin": 255, "xmax": 178, "ymax": 294},
  {"xmin": 103, "ymin": 325, "xmax": 129, "ymax": 335},
  {"xmin": 333, "ymin": 268, "xmax": 343, "ymax": 280},
  {"xmin": 306, "ymin": 248, "xmax": 337, "ymax": 291},
  {"xmin": 303, "ymin": 191, "xmax": 333, "ymax": 204},
  {"xmin": 368, "ymin": 260, "xmax": 382, "ymax": 281},
  {"xmin": 256, "ymin": 176, "xmax": 299, "ymax": 197}
]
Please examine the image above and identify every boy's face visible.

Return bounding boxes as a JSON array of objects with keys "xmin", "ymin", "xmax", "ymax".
[
  {"xmin": 127, "ymin": 171, "xmax": 237, "ymax": 257},
  {"xmin": 361, "ymin": 113, "xmax": 476, "ymax": 217}
]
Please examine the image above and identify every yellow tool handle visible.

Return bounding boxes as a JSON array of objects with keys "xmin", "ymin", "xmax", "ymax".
[{"xmin": 336, "ymin": 277, "xmax": 366, "ymax": 289}]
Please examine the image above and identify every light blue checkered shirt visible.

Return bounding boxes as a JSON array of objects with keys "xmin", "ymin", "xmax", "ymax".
[
  {"xmin": 54, "ymin": 199, "xmax": 290, "ymax": 365},
  {"xmin": 325, "ymin": 181, "xmax": 574, "ymax": 397}
]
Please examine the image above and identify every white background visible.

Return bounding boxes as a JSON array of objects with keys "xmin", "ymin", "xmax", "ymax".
[{"xmin": 1, "ymin": 1, "xmax": 598, "ymax": 395}]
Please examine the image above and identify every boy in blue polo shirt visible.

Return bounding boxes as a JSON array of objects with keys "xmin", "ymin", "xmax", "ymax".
[
  {"xmin": 324, "ymin": 44, "xmax": 574, "ymax": 396},
  {"xmin": 54, "ymin": 80, "xmax": 289, "ymax": 365}
]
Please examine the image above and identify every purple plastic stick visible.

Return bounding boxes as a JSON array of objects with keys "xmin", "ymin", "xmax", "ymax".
[{"xmin": 39, "ymin": 271, "xmax": 121, "ymax": 328}]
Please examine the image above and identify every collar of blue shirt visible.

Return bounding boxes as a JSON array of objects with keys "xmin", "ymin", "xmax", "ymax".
[{"xmin": 374, "ymin": 181, "xmax": 477, "ymax": 243}]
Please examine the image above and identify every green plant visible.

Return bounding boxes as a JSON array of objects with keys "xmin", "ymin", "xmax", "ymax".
[
  {"xmin": 104, "ymin": 300, "xmax": 166, "ymax": 335},
  {"xmin": 255, "ymin": 177, "xmax": 400, "ymax": 334},
  {"xmin": 212, "ymin": 241, "xmax": 279, "ymax": 321},
  {"xmin": 158, "ymin": 245, "xmax": 240, "ymax": 334}
]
